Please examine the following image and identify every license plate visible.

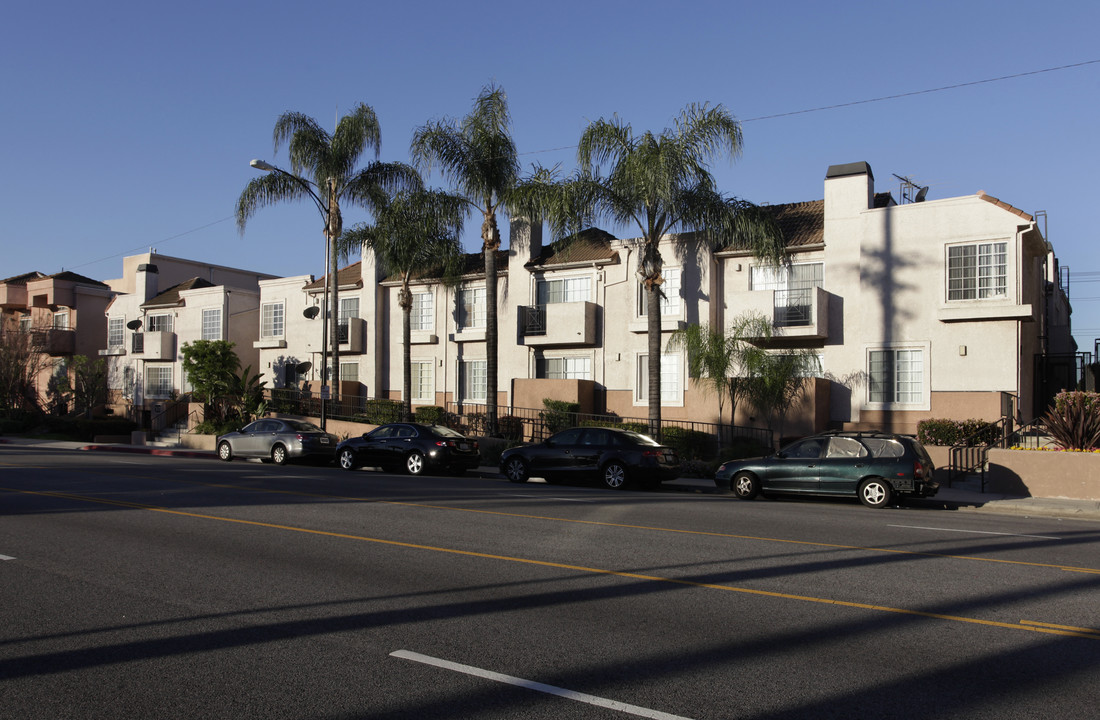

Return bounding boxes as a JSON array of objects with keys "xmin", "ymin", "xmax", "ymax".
[
  {"xmin": 458, "ymin": 442, "xmax": 469, "ymax": 451},
  {"xmin": 320, "ymin": 437, "xmax": 330, "ymax": 444}
]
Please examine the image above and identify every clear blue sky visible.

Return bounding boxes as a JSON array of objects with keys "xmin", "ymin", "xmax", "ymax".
[{"xmin": 3, "ymin": 0, "xmax": 1098, "ymax": 349}]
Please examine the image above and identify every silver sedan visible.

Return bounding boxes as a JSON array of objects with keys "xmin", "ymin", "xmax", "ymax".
[{"xmin": 216, "ymin": 418, "xmax": 338, "ymax": 465}]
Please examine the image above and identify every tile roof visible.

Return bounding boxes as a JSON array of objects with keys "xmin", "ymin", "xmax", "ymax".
[
  {"xmin": 526, "ymin": 228, "xmax": 620, "ymax": 268},
  {"xmin": 141, "ymin": 277, "xmax": 216, "ymax": 308},
  {"xmin": 0, "ymin": 271, "xmax": 47, "ymax": 285},
  {"xmin": 304, "ymin": 261, "xmax": 364, "ymax": 292},
  {"xmin": 976, "ymin": 191, "xmax": 1033, "ymax": 222},
  {"xmin": 47, "ymin": 270, "xmax": 110, "ymax": 287},
  {"xmin": 764, "ymin": 200, "xmax": 824, "ymax": 248}
]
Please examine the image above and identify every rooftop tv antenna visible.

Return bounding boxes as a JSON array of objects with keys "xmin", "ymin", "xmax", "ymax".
[{"xmin": 892, "ymin": 174, "xmax": 929, "ymax": 204}]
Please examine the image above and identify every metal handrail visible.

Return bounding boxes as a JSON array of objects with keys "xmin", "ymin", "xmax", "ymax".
[{"xmin": 948, "ymin": 417, "xmax": 1010, "ymax": 491}]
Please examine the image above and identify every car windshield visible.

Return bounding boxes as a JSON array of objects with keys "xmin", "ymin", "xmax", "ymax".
[{"xmin": 285, "ymin": 420, "xmax": 322, "ymax": 432}]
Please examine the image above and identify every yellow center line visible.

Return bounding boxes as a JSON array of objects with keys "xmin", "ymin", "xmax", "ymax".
[
  {"xmin": 1019, "ymin": 620, "xmax": 1100, "ymax": 636},
  {"xmin": 4, "ymin": 485, "xmax": 1098, "ymax": 642}
]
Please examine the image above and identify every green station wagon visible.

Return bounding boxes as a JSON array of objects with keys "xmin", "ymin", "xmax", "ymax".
[{"xmin": 714, "ymin": 430, "xmax": 939, "ymax": 508}]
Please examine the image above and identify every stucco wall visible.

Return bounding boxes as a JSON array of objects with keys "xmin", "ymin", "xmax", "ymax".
[{"xmin": 986, "ymin": 448, "xmax": 1100, "ymax": 500}]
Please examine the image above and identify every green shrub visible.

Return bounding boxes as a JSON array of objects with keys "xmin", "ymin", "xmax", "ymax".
[
  {"xmin": 1045, "ymin": 390, "xmax": 1100, "ymax": 450},
  {"xmin": 414, "ymin": 405, "xmax": 446, "ymax": 424},
  {"xmin": 355, "ymin": 399, "xmax": 404, "ymax": 425},
  {"xmin": 193, "ymin": 419, "xmax": 244, "ymax": 436},
  {"xmin": 539, "ymin": 399, "xmax": 579, "ymax": 435},
  {"xmin": 661, "ymin": 427, "xmax": 717, "ymax": 461},
  {"xmin": 917, "ymin": 418, "xmax": 1000, "ymax": 446},
  {"xmin": 498, "ymin": 415, "xmax": 524, "ymax": 441}
]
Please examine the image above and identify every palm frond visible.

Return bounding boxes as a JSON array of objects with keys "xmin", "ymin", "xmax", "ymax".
[{"xmin": 235, "ymin": 173, "xmax": 316, "ymax": 235}]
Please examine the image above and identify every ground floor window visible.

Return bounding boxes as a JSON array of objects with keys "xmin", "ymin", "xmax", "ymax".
[
  {"xmin": 460, "ymin": 359, "xmax": 486, "ymax": 402},
  {"xmin": 340, "ymin": 361, "xmax": 359, "ymax": 384},
  {"xmin": 410, "ymin": 361, "xmax": 433, "ymax": 403},
  {"xmin": 535, "ymin": 356, "xmax": 592, "ymax": 380},
  {"xmin": 146, "ymin": 364, "xmax": 173, "ymax": 398},
  {"xmin": 868, "ymin": 348, "xmax": 923, "ymax": 404},
  {"xmin": 636, "ymin": 353, "xmax": 682, "ymax": 405}
]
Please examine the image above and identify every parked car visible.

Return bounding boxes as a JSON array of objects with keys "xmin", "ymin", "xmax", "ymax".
[
  {"xmin": 501, "ymin": 426, "xmax": 681, "ymax": 490},
  {"xmin": 714, "ymin": 430, "xmax": 938, "ymax": 508},
  {"xmin": 216, "ymin": 418, "xmax": 338, "ymax": 465},
  {"xmin": 336, "ymin": 422, "xmax": 480, "ymax": 476}
]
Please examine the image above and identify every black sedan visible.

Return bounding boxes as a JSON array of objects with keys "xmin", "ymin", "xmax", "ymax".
[
  {"xmin": 500, "ymin": 426, "xmax": 681, "ymax": 489},
  {"xmin": 336, "ymin": 422, "xmax": 480, "ymax": 476},
  {"xmin": 216, "ymin": 418, "xmax": 338, "ymax": 465}
]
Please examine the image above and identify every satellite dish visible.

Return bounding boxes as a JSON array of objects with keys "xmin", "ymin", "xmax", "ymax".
[
  {"xmin": 295, "ymin": 361, "xmax": 312, "ymax": 374},
  {"xmin": 303, "ymin": 306, "xmax": 320, "ymax": 319},
  {"xmin": 126, "ymin": 319, "xmax": 143, "ymax": 330},
  {"xmin": 914, "ymin": 186, "xmax": 929, "ymax": 203}
]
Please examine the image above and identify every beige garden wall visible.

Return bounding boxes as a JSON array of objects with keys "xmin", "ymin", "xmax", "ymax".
[{"xmin": 986, "ymin": 448, "xmax": 1100, "ymax": 500}]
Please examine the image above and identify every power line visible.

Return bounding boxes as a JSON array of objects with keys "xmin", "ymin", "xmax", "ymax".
[{"xmin": 68, "ymin": 215, "xmax": 235, "ymax": 272}]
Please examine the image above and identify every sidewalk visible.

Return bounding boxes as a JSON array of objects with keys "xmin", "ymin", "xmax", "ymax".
[{"xmin": 4, "ymin": 437, "xmax": 1099, "ymax": 521}]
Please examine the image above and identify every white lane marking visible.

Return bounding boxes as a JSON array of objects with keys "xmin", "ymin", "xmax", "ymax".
[
  {"xmin": 391, "ymin": 650, "xmax": 693, "ymax": 720},
  {"xmin": 888, "ymin": 524, "xmax": 1061, "ymax": 540},
  {"xmin": 506, "ymin": 494, "xmax": 594, "ymax": 502},
  {"xmin": 0, "ymin": 554, "xmax": 15, "ymax": 561}
]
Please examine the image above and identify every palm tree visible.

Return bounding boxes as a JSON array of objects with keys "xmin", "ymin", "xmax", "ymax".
[
  {"xmin": 237, "ymin": 104, "xmax": 418, "ymax": 420},
  {"xmin": 739, "ymin": 347, "xmax": 821, "ymax": 449},
  {"xmin": 410, "ymin": 84, "xmax": 521, "ymax": 435},
  {"xmin": 666, "ymin": 313, "xmax": 771, "ymax": 428},
  {"xmin": 341, "ymin": 188, "xmax": 466, "ymax": 420},
  {"xmin": 574, "ymin": 103, "xmax": 786, "ymax": 436}
]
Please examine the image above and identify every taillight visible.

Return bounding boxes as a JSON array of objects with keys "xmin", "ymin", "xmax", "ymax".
[
  {"xmin": 914, "ymin": 460, "xmax": 923, "ymax": 479},
  {"xmin": 642, "ymin": 449, "xmax": 660, "ymax": 458}
]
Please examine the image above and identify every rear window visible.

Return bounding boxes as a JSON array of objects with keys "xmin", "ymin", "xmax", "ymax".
[
  {"xmin": 825, "ymin": 437, "xmax": 869, "ymax": 458},
  {"xmin": 862, "ymin": 437, "xmax": 905, "ymax": 458},
  {"xmin": 286, "ymin": 419, "xmax": 322, "ymax": 432},
  {"xmin": 616, "ymin": 431, "xmax": 661, "ymax": 446}
]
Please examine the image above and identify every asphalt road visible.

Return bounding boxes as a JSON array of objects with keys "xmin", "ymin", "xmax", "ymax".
[{"xmin": 2, "ymin": 445, "xmax": 1099, "ymax": 719}]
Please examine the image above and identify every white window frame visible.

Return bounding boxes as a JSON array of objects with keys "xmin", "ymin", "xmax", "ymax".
[
  {"xmin": 947, "ymin": 241, "xmax": 1008, "ymax": 301},
  {"xmin": 460, "ymin": 359, "xmax": 487, "ymax": 402},
  {"xmin": 410, "ymin": 361, "xmax": 434, "ymax": 403},
  {"xmin": 261, "ymin": 302, "xmax": 284, "ymax": 339},
  {"xmin": 865, "ymin": 344, "xmax": 928, "ymax": 410},
  {"xmin": 146, "ymin": 313, "xmax": 173, "ymax": 333},
  {"xmin": 340, "ymin": 361, "xmax": 359, "ymax": 384},
  {"xmin": 146, "ymin": 364, "xmax": 173, "ymax": 398},
  {"xmin": 536, "ymin": 276, "xmax": 591, "ymax": 305},
  {"xmin": 635, "ymin": 352, "xmax": 683, "ymax": 406},
  {"xmin": 201, "ymin": 308, "xmax": 222, "ymax": 341},
  {"xmin": 638, "ymin": 267, "xmax": 682, "ymax": 317},
  {"xmin": 411, "ymin": 292, "xmax": 433, "ymax": 332},
  {"xmin": 458, "ymin": 286, "xmax": 486, "ymax": 330},
  {"xmin": 53, "ymin": 309, "xmax": 69, "ymax": 329},
  {"xmin": 108, "ymin": 317, "xmax": 125, "ymax": 349},
  {"xmin": 536, "ymin": 355, "xmax": 592, "ymax": 380}
]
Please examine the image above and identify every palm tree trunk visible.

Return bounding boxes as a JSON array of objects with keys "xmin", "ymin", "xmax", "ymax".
[
  {"xmin": 647, "ymin": 284, "xmax": 662, "ymax": 439},
  {"xmin": 483, "ymin": 210, "xmax": 499, "ymax": 436},
  {"xmin": 328, "ymin": 230, "xmax": 341, "ymax": 406},
  {"xmin": 400, "ymin": 285, "xmax": 412, "ymax": 421}
]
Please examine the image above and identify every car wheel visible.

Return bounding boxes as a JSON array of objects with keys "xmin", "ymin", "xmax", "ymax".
[
  {"xmin": 271, "ymin": 444, "xmax": 288, "ymax": 466},
  {"xmin": 731, "ymin": 472, "xmax": 760, "ymax": 500},
  {"xmin": 504, "ymin": 457, "xmax": 530, "ymax": 483},
  {"xmin": 859, "ymin": 478, "xmax": 893, "ymax": 508},
  {"xmin": 405, "ymin": 451, "xmax": 425, "ymax": 476},
  {"xmin": 602, "ymin": 462, "xmax": 628, "ymax": 490},
  {"xmin": 217, "ymin": 441, "xmax": 233, "ymax": 462},
  {"xmin": 338, "ymin": 448, "xmax": 358, "ymax": 471}
]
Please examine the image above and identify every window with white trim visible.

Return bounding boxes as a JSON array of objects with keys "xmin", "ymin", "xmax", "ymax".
[
  {"xmin": 108, "ymin": 317, "xmax": 125, "ymax": 348},
  {"xmin": 261, "ymin": 302, "xmax": 284, "ymax": 338},
  {"xmin": 53, "ymin": 309, "xmax": 69, "ymax": 329},
  {"xmin": 410, "ymin": 361, "xmax": 433, "ymax": 403},
  {"xmin": 636, "ymin": 353, "xmax": 682, "ymax": 404},
  {"xmin": 411, "ymin": 292, "xmax": 433, "ymax": 331},
  {"xmin": 868, "ymin": 348, "xmax": 923, "ymax": 404},
  {"xmin": 146, "ymin": 313, "xmax": 173, "ymax": 333},
  {"xmin": 536, "ymin": 356, "xmax": 592, "ymax": 380},
  {"xmin": 201, "ymin": 308, "xmax": 221, "ymax": 340},
  {"xmin": 458, "ymin": 287, "xmax": 486, "ymax": 330},
  {"xmin": 947, "ymin": 242, "xmax": 1007, "ymax": 300},
  {"xmin": 460, "ymin": 359, "xmax": 487, "ymax": 402},
  {"xmin": 146, "ymin": 364, "xmax": 173, "ymax": 397},
  {"xmin": 638, "ymin": 267, "xmax": 682, "ymax": 316},
  {"xmin": 19, "ymin": 314, "xmax": 31, "ymax": 333},
  {"xmin": 536, "ymin": 276, "xmax": 590, "ymax": 305}
]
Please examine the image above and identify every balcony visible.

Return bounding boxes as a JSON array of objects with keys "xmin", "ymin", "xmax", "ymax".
[
  {"xmin": 337, "ymin": 317, "xmax": 366, "ymax": 354},
  {"xmin": 131, "ymin": 331, "xmax": 176, "ymax": 360},
  {"xmin": 31, "ymin": 329, "xmax": 76, "ymax": 356},
  {"xmin": 98, "ymin": 344, "xmax": 127, "ymax": 357},
  {"xmin": 731, "ymin": 286, "xmax": 831, "ymax": 340},
  {"xmin": 520, "ymin": 301, "xmax": 598, "ymax": 347}
]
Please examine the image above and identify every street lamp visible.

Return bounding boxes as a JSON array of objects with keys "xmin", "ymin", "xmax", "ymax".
[{"xmin": 249, "ymin": 158, "xmax": 334, "ymax": 430}]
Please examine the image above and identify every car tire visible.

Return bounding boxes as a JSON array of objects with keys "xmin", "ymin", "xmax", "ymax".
[
  {"xmin": 405, "ymin": 451, "xmax": 425, "ymax": 476},
  {"xmin": 602, "ymin": 462, "xmax": 628, "ymax": 490},
  {"xmin": 338, "ymin": 448, "xmax": 358, "ymax": 471},
  {"xmin": 503, "ymin": 457, "xmax": 530, "ymax": 483},
  {"xmin": 217, "ymin": 441, "xmax": 233, "ymax": 462},
  {"xmin": 859, "ymin": 478, "xmax": 893, "ymax": 508},
  {"xmin": 732, "ymin": 472, "xmax": 760, "ymax": 500},
  {"xmin": 271, "ymin": 444, "xmax": 288, "ymax": 466}
]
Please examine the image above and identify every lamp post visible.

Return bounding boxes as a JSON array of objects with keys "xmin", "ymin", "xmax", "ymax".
[{"xmin": 249, "ymin": 159, "xmax": 334, "ymax": 430}]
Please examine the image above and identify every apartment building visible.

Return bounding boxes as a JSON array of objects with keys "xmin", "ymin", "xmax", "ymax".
[
  {"xmin": 100, "ymin": 252, "xmax": 277, "ymax": 421},
  {"xmin": 258, "ymin": 161, "xmax": 1072, "ymax": 436},
  {"xmin": 0, "ymin": 270, "xmax": 113, "ymax": 411}
]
